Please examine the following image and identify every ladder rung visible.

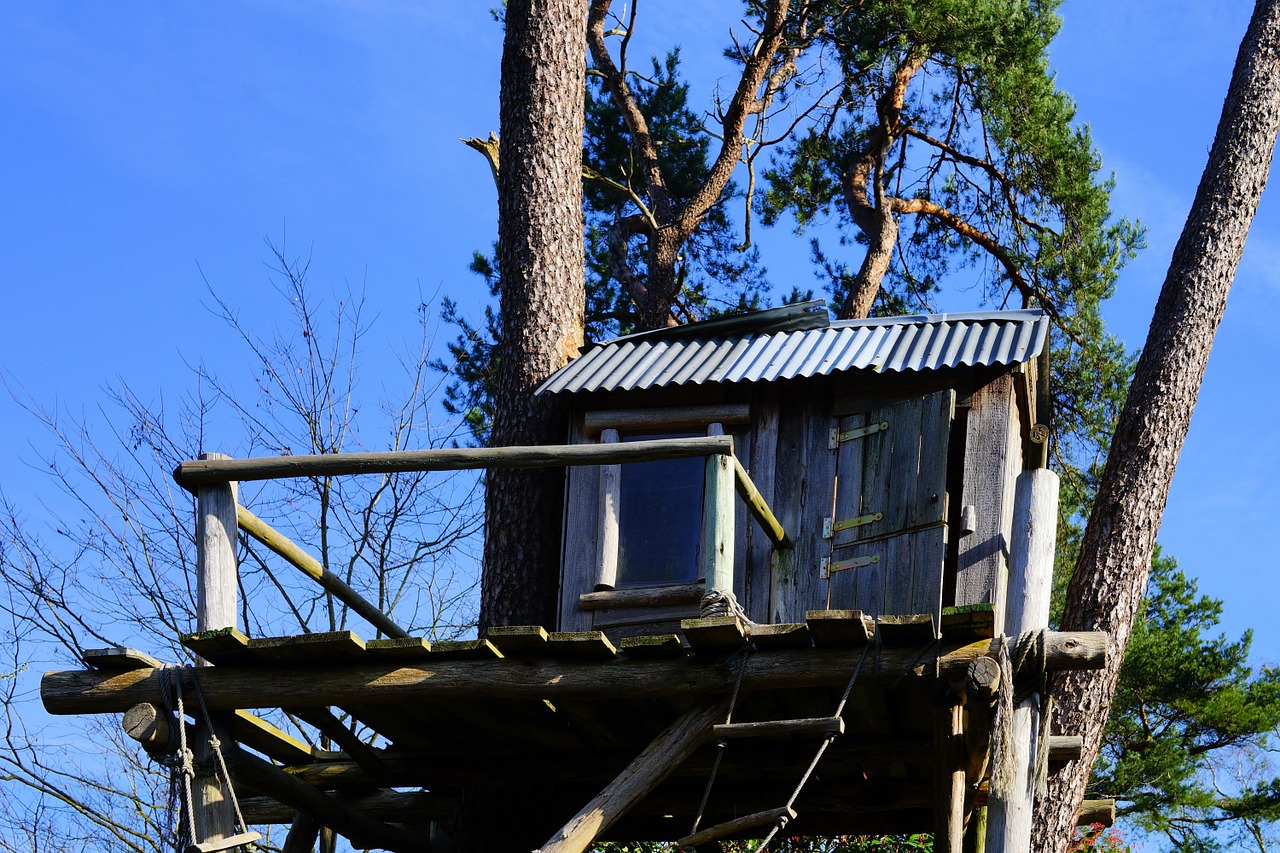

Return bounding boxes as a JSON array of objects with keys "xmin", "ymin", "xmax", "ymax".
[
  {"xmin": 713, "ymin": 716, "xmax": 844, "ymax": 740},
  {"xmin": 187, "ymin": 831, "xmax": 262, "ymax": 853},
  {"xmin": 677, "ymin": 807, "xmax": 796, "ymax": 848}
]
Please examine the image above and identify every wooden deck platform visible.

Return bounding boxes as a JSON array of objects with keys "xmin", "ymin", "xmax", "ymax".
[{"xmin": 44, "ymin": 606, "xmax": 1106, "ymax": 850}]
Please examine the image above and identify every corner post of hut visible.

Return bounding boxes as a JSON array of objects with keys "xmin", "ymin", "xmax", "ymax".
[
  {"xmin": 985, "ymin": 465, "xmax": 1059, "ymax": 853},
  {"xmin": 192, "ymin": 451, "xmax": 240, "ymax": 846}
]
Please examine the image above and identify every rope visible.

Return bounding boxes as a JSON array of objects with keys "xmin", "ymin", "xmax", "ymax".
[
  {"xmin": 156, "ymin": 666, "xmax": 199, "ymax": 853},
  {"xmin": 754, "ymin": 642, "xmax": 876, "ymax": 853},
  {"xmin": 152, "ymin": 665, "xmax": 256, "ymax": 853},
  {"xmin": 990, "ymin": 629, "xmax": 1051, "ymax": 801},
  {"xmin": 189, "ymin": 667, "xmax": 252, "ymax": 841},
  {"xmin": 688, "ymin": 644, "xmax": 751, "ymax": 836},
  {"xmin": 699, "ymin": 590, "xmax": 758, "ymax": 634}
]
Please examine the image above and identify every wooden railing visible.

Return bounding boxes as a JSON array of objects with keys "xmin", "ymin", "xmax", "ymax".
[{"xmin": 175, "ymin": 435, "xmax": 791, "ymax": 637}]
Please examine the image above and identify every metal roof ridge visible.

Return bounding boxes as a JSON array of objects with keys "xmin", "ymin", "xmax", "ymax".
[{"xmin": 829, "ymin": 308, "xmax": 1047, "ymax": 329}]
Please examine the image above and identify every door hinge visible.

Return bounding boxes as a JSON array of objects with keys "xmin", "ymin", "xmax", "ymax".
[
  {"xmin": 829, "ymin": 420, "xmax": 889, "ymax": 449},
  {"xmin": 822, "ymin": 512, "xmax": 882, "ymax": 538},
  {"xmin": 819, "ymin": 554, "xmax": 880, "ymax": 579}
]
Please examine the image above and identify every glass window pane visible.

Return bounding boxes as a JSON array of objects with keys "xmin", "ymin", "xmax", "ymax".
[{"xmin": 616, "ymin": 433, "xmax": 704, "ymax": 587}]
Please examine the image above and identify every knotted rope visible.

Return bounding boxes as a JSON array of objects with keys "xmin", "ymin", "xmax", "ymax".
[
  {"xmin": 990, "ymin": 629, "xmax": 1051, "ymax": 800},
  {"xmin": 154, "ymin": 665, "xmax": 256, "ymax": 853}
]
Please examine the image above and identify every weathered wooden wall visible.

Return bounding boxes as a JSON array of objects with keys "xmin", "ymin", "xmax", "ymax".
[{"xmin": 556, "ymin": 367, "xmax": 1029, "ymax": 636}]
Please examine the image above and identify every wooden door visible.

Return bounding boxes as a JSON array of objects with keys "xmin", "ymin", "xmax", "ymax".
[{"xmin": 826, "ymin": 390, "xmax": 954, "ymax": 624}]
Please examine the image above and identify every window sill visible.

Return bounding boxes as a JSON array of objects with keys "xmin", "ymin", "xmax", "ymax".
[{"xmin": 578, "ymin": 582, "xmax": 704, "ymax": 611}]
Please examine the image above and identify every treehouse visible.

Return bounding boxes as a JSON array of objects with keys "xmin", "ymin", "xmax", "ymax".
[{"xmin": 39, "ymin": 304, "xmax": 1112, "ymax": 853}]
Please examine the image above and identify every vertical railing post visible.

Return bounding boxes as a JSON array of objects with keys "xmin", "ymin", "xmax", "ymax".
[
  {"xmin": 595, "ymin": 429, "xmax": 621, "ymax": 590},
  {"xmin": 701, "ymin": 428, "xmax": 734, "ymax": 594},
  {"xmin": 192, "ymin": 451, "xmax": 238, "ymax": 846},
  {"xmin": 986, "ymin": 467, "xmax": 1059, "ymax": 853}
]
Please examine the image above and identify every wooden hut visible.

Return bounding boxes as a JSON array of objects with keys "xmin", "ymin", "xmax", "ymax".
[
  {"xmin": 39, "ymin": 304, "xmax": 1111, "ymax": 853},
  {"xmin": 548, "ymin": 301, "xmax": 1050, "ymax": 640}
]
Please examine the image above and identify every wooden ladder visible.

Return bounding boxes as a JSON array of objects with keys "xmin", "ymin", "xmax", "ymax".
[{"xmin": 674, "ymin": 715, "xmax": 846, "ymax": 848}]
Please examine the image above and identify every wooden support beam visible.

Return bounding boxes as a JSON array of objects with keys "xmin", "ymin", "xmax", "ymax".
[
  {"xmin": 749, "ymin": 623, "xmax": 812, "ymax": 651},
  {"xmin": 174, "ymin": 436, "xmax": 734, "ymax": 488},
  {"xmin": 806, "ymin": 610, "xmax": 873, "ymax": 647},
  {"xmin": 242, "ymin": 790, "xmax": 450, "ymax": 824},
  {"xmin": 583, "ymin": 404, "xmax": 751, "ymax": 436},
  {"xmin": 82, "ymin": 647, "xmax": 162, "ymax": 672},
  {"xmin": 538, "ymin": 699, "xmax": 727, "ymax": 853},
  {"xmin": 42, "ymin": 633, "xmax": 1107, "ymax": 716},
  {"xmin": 279, "ymin": 735, "xmax": 938, "ymax": 791},
  {"xmin": 676, "ymin": 806, "xmax": 796, "ymax": 848},
  {"xmin": 548, "ymin": 631, "xmax": 618, "ymax": 660},
  {"xmin": 878, "ymin": 614, "xmax": 938, "ymax": 645},
  {"xmin": 731, "ymin": 456, "xmax": 792, "ymax": 549},
  {"xmin": 429, "ymin": 639, "xmax": 502, "ymax": 660},
  {"xmin": 1049, "ymin": 735, "xmax": 1084, "ymax": 763},
  {"xmin": 1077, "ymin": 799, "xmax": 1117, "ymax": 828},
  {"xmin": 237, "ymin": 505, "xmax": 408, "ymax": 639},
  {"xmin": 282, "ymin": 813, "xmax": 323, "ymax": 853},
  {"xmin": 290, "ymin": 707, "xmax": 393, "ymax": 784},
  {"xmin": 713, "ymin": 717, "xmax": 843, "ymax": 740},
  {"xmin": 935, "ymin": 702, "xmax": 966, "ymax": 853},
  {"xmin": 233, "ymin": 747, "xmax": 428, "ymax": 852},
  {"xmin": 230, "ymin": 710, "xmax": 315, "ymax": 766},
  {"xmin": 681, "ymin": 616, "xmax": 746, "ymax": 653},
  {"xmin": 123, "ymin": 703, "xmax": 175, "ymax": 754},
  {"xmin": 487, "ymin": 625, "xmax": 550, "ymax": 655},
  {"xmin": 618, "ymin": 635, "xmax": 686, "ymax": 659},
  {"xmin": 960, "ymin": 656, "xmax": 1001, "ymax": 785}
]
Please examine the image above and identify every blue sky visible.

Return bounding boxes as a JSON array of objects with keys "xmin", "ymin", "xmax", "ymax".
[{"xmin": 2, "ymin": 0, "xmax": 1278, "ymax": 672}]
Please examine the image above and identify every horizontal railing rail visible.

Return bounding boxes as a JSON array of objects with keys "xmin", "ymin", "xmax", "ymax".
[
  {"xmin": 179, "ymin": 435, "xmax": 790, "ymax": 630},
  {"xmin": 173, "ymin": 436, "xmax": 734, "ymax": 488}
]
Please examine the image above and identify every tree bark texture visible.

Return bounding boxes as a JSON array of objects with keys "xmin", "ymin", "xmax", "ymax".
[
  {"xmin": 481, "ymin": 0, "xmax": 587, "ymax": 632},
  {"xmin": 1034, "ymin": 3, "xmax": 1280, "ymax": 850}
]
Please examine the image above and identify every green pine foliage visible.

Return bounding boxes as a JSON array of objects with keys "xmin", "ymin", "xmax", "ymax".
[
  {"xmin": 441, "ymin": 52, "xmax": 766, "ymax": 444},
  {"xmin": 1092, "ymin": 553, "xmax": 1280, "ymax": 851}
]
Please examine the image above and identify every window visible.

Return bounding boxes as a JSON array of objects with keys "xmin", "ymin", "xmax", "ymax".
[{"xmin": 615, "ymin": 432, "xmax": 705, "ymax": 587}]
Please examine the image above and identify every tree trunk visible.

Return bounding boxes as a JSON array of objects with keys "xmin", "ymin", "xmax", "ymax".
[
  {"xmin": 465, "ymin": 3, "xmax": 588, "ymax": 849},
  {"xmin": 481, "ymin": 0, "xmax": 587, "ymax": 633},
  {"xmin": 1034, "ymin": 2, "xmax": 1280, "ymax": 850}
]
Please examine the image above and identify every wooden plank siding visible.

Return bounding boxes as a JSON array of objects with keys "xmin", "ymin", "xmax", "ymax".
[
  {"xmin": 769, "ymin": 384, "xmax": 837, "ymax": 624},
  {"xmin": 953, "ymin": 374, "xmax": 1024, "ymax": 636},
  {"xmin": 557, "ymin": 367, "xmax": 1026, "ymax": 636}
]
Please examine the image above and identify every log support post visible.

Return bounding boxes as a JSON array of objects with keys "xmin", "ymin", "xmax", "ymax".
[
  {"xmin": 934, "ymin": 698, "xmax": 966, "ymax": 853},
  {"xmin": 701, "ymin": 429, "xmax": 734, "ymax": 593},
  {"xmin": 193, "ymin": 452, "xmax": 240, "ymax": 848},
  {"xmin": 986, "ymin": 468, "xmax": 1059, "ymax": 853}
]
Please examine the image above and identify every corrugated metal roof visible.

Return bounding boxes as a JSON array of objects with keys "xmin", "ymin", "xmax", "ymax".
[{"xmin": 538, "ymin": 309, "xmax": 1050, "ymax": 395}]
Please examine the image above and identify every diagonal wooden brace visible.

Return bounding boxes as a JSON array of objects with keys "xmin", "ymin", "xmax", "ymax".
[{"xmin": 537, "ymin": 698, "xmax": 729, "ymax": 853}]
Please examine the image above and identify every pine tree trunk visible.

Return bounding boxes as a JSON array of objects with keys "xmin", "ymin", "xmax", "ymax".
[
  {"xmin": 1034, "ymin": 3, "xmax": 1280, "ymax": 849},
  {"xmin": 481, "ymin": 0, "xmax": 586, "ymax": 633}
]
